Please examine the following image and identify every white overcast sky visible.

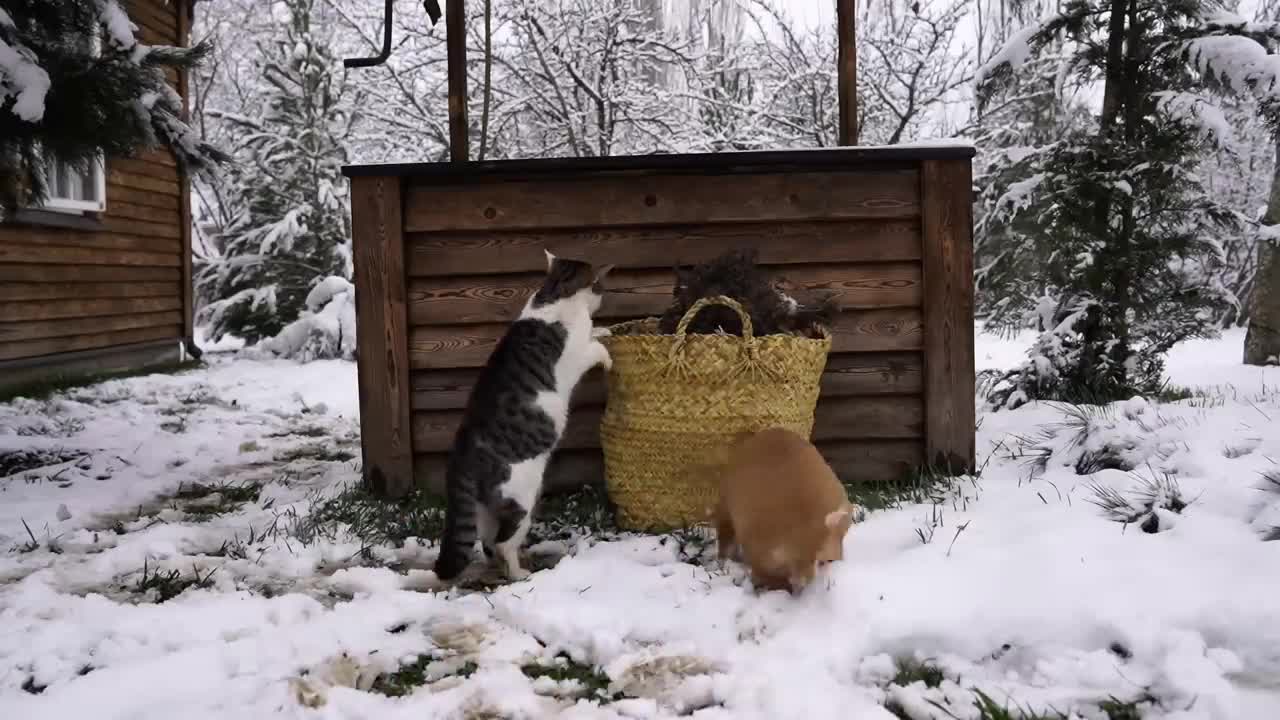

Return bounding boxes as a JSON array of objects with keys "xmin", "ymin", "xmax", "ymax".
[
  {"xmin": 789, "ymin": 0, "xmax": 1266, "ymax": 31},
  {"xmin": 791, "ymin": 0, "xmax": 833, "ymax": 29}
]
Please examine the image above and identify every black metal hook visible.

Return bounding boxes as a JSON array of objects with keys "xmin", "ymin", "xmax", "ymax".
[{"xmin": 343, "ymin": 0, "xmax": 442, "ymax": 69}]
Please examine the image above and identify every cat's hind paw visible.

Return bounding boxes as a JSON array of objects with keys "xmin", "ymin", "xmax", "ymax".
[{"xmin": 505, "ymin": 566, "xmax": 532, "ymax": 581}]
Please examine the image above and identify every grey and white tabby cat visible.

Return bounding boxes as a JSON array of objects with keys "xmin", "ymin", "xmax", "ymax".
[{"xmin": 433, "ymin": 250, "xmax": 614, "ymax": 581}]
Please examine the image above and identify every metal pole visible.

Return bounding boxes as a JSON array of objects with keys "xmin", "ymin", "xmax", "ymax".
[
  {"xmin": 447, "ymin": 0, "xmax": 470, "ymax": 162},
  {"xmin": 836, "ymin": 0, "xmax": 858, "ymax": 145},
  {"xmin": 343, "ymin": 0, "xmax": 394, "ymax": 68}
]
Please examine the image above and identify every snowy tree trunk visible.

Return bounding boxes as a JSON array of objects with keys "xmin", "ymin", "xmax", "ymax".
[{"xmin": 1245, "ymin": 141, "xmax": 1280, "ymax": 365}]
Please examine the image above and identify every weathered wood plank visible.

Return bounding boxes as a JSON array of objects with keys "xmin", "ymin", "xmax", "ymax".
[
  {"xmin": 407, "ymin": 262, "xmax": 921, "ymax": 325},
  {"xmin": 0, "ymin": 264, "xmax": 179, "ymax": 283},
  {"xmin": 921, "ymin": 159, "xmax": 976, "ymax": 473},
  {"xmin": 136, "ymin": 147, "xmax": 178, "ymax": 168},
  {"xmin": 125, "ymin": 0, "xmax": 178, "ymax": 37},
  {"xmin": 109, "ymin": 157, "xmax": 180, "ymax": 183},
  {"xmin": 828, "ymin": 307, "xmax": 923, "ymax": 354},
  {"xmin": 0, "ymin": 243, "xmax": 181, "ymax": 267},
  {"xmin": 0, "ymin": 227, "xmax": 180, "ymax": 254},
  {"xmin": 816, "ymin": 439, "xmax": 923, "ymax": 485},
  {"xmin": 410, "ymin": 353, "xmax": 921, "ymax": 412},
  {"xmin": 0, "ymin": 311, "xmax": 184, "ymax": 343},
  {"xmin": 131, "ymin": 16, "xmax": 177, "ymax": 42},
  {"xmin": 404, "ymin": 170, "xmax": 921, "ymax": 232},
  {"xmin": 0, "ymin": 336, "xmax": 182, "ymax": 392},
  {"xmin": 105, "ymin": 182, "xmax": 182, "ymax": 211},
  {"xmin": 108, "ymin": 168, "xmax": 180, "ymax": 196},
  {"xmin": 351, "ymin": 176, "xmax": 415, "ymax": 499},
  {"xmin": 99, "ymin": 216, "xmax": 182, "ymax": 240},
  {"xmin": 134, "ymin": 23, "xmax": 177, "ymax": 48},
  {"xmin": 813, "ymin": 394, "xmax": 923, "ymax": 440},
  {"xmin": 107, "ymin": 200, "xmax": 182, "ymax": 225},
  {"xmin": 0, "ymin": 325, "xmax": 181, "ymax": 362},
  {"xmin": 406, "ymin": 220, "xmax": 922, "ymax": 277},
  {"xmin": 0, "ymin": 282, "xmax": 178, "ymax": 302},
  {"xmin": 409, "ymin": 308, "xmax": 923, "ymax": 369},
  {"xmin": 0, "ymin": 296, "xmax": 183, "ymax": 323},
  {"xmin": 821, "ymin": 352, "xmax": 923, "ymax": 396},
  {"xmin": 412, "ymin": 439, "xmax": 923, "ymax": 497},
  {"xmin": 411, "ymin": 394, "xmax": 922, "ymax": 453}
]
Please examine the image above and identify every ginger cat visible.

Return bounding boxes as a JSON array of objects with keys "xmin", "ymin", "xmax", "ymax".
[{"xmin": 712, "ymin": 427, "xmax": 857, "ymax": 594}]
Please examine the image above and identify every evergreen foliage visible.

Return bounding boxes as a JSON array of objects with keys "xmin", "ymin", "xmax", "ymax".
[
  {"xmin": 976, "ymin": 0, "xmax": 1239, "ymax": 409},
  {"xmin": 195, "ymin": 0, "xmax": 361, "ymax": 348},
  {"xmin": 0, "ymin": 0, "xmax": 226, "ymax": 211}
]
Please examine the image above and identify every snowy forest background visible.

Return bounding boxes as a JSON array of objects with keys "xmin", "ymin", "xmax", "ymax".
[{"xmin": 187, "ymin": 0, "xmax": 1280, "ymax": 407}]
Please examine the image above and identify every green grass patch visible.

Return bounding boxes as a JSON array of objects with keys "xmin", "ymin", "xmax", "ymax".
[
  {"xmin": 266, "ymin": 425, "xmax": 330, "ymax": 439},
  {"xmin": 0, "ymin": 448, "xmax": 89, "ymax": 478},
  {"xmin": 0, "ymin": 359, "xmax": 203, "ymax": 404},
  {"xmin": 294, "ymin": 481, "xmax": 447, "ymax": 547},
  {"xmin": 370, "ymin": 655, "xmax": 477, "ymax": 697},
  {"xmin": 170, "ymin": 481, "xmax": 263, "ymax": 521},
  {"xmin": 175, "ymin": 480, "xmax": 262, "ymax": 504},
  {"xmin": 1153, "ymin": 383, "xmax": 1197, "ymax": 403},
  {"xmin": 967, "ymin": 690, "xmax": 1068, "ymax": 719},
  {"xmin": 892, "ymin": 657, "xmax": 946, "ymax": 689},
  {"xmin": 1097, "ymin": 694, "xmax": 1156, "ymax": 720},
  {"xmin": 131, "ymin": 559, "xmax": 217, "ymax": 603},
  {"xmin": 845, "ymin": 463, "xmax": 974, "ymax": 513},
  {"xmin": 295, "ymin": 480, "xmax": 623, "ymax": 551},
  {"xmin": 521, "ymin": 654, "xmax": 620, "ymax": 701},
  {"xmin": 528, "ymin": 483, "xmax": 618, "ymax": 542},
  {"xmin": 275, "ymin": 444, "xmax": 357, "ymax": 464},
  {"xmin": 884, "ymin": 657, "xmax": 948, "ymax": 719},
  {"xmin": 885, "ymin": 683, "xmax": 1154, "ymax": 720}
]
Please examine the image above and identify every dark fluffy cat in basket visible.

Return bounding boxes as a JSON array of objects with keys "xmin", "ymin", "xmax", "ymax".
[{"xmin": 657, "ymin": 249, "xmax": 838, "ymax": 337}]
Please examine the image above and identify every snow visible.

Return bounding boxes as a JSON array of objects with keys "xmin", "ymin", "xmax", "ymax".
[
  {"xmin": 0, "ymin": 32, "xmax": 52, "ymax": 122},
  {"xmin": 99, "ymin": 0, "xmax": 139, "ymax": 53},
  {"xmin": 1153, "ymin": 91, "xmax": 1235, "ymax": 147},
  {"xmin": 2, "ymin": 329, "xmax": 1280, "ymax": 718},
  {"xmin": 259, "ymin": 277, "xmax": 358, "ymax": 361},
  {"xmin": 1185, "ymin": 34, "xmax": 1280, "ymax": 101},
  {"xmin": 974, "ymin": 23, "xmax": 1042, "ymax": 90}
]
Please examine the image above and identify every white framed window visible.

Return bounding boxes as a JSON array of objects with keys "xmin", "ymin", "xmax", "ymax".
[{"xmin": 40, "ymin": 155, "xmax": 107, "ymax": 214}]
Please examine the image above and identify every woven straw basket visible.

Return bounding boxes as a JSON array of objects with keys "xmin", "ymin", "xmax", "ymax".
[{"xmin": 598, "ymin": 296, "xmax": 832, "ymax": 531}]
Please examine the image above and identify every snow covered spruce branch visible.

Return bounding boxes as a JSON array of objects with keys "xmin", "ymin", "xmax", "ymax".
[{"xmin": 0, "ymin": 0, "xmax": 228, "ymax": 211}]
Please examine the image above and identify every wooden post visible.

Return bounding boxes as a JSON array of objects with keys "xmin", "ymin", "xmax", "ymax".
[
  {"xmin": 920, "ymin": 159, "xmax": 975, "ymax": 474},
  {"xmin": 351, "ymin": 176, "xmax": 415, "ymax": 498},
  {"xmin": 446, "ymin": 0, "xmax": 470, "ymax": 162},
  {"xmin": 836, "ymin": 0, "xmax": 858, "ymax": 145},
  {"xmin": 178, "ymin": 0, "xmax": 195, "ymax": 351}
]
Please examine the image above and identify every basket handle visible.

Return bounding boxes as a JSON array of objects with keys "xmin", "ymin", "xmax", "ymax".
[{"xmin": 674, "ymin": 295, "xmax": 754, "ymax": 341}]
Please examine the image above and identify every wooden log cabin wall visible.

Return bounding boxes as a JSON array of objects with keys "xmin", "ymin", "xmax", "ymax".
[
  {"xmin": 343, "ymin": 147, "xmax": 976, "ymax": 499},
  {"xmin": 0, "ymin": 0, "xmax": 194, "ymax": 393}
]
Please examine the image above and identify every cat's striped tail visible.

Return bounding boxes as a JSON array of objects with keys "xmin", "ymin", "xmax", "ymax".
[{"xmin": 433, "ymin": 454, "xmax": 479, "ymax": 580}]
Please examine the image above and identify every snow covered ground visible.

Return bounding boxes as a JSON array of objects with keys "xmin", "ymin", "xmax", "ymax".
[{"xmin": 2, "ymin": 326, "xmax": 1279, "ymax": 719}]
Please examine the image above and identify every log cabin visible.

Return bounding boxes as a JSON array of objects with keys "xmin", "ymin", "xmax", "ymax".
[{"xmin": 0, "ymin": 0, "xmax": 197, "ymax": 394}]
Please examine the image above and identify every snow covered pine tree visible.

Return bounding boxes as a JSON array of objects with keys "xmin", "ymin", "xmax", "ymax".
[
  {"xmin": 1184, "ymin": 7, "xmax": 1280, "ymax": 366},
  {"xmin": 195, "ymin": 0, "xmax": 361, "ymax": 355},
  {"xmin": 975, "ymin": 0, "xmax": 1238, "ymax": 409},
  {"xmin": 0, "ymin": 0, "xmax": 226, "ymax": 212}
]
